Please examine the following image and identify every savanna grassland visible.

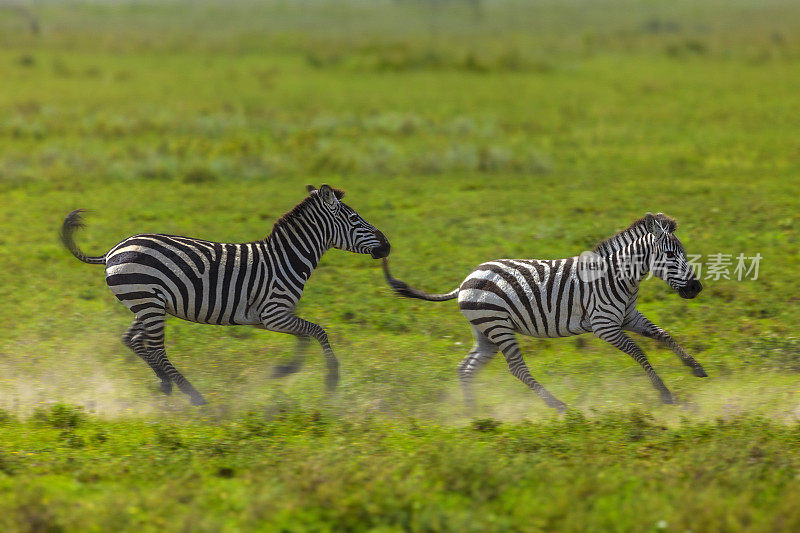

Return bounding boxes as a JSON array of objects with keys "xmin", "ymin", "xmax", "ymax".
[{"xmin": 1, "ymin": 1, "xmax": 800, "ymax": 531}]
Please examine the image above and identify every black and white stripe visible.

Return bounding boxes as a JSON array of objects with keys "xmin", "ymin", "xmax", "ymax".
[
  {"xmin": 62, "ymin": 184, "xmax": 390, "ymax": 405},
  {"xmin": 383, "ymin": 212, "xmax": 705, "ymax": 410}
]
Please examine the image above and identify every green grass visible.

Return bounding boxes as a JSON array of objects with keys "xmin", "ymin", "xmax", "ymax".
[
  {"xmin": 1, "ymin": 1, "xmax": 800, "ymax": 531},
  {"xmin": 2, "ymin": 407, "xmax": 799, "ymax": 531}
]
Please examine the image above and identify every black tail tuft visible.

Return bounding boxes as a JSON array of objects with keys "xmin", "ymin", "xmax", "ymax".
[
  {"xmin": 61, "ymin": 210, "xmax": 106, "ymax": 265},
  {"xmin": 381, "ymin": 258, "xmax": 417, "ymax": 298},
  {"xmin": 381, "ymin": 258, "xmax": 459, "ymax": 302}
]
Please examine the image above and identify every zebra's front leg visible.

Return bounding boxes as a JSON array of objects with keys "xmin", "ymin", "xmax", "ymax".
[
  {"xmin": 593, "ymin": 325, "xmax": 673, "ymax": 404},
  {"xmin": 624, "ymin": 311, "xmax": 707, "ymax": 377},
  {"xmin": 262, "ymin": 314, "xmax": 339, "ymax": 391},
  {"xmin": 272, "ymin": 335, "xmax": 312, "ymax": 378}
]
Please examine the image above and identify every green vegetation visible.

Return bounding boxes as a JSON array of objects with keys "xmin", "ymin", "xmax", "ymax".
[
  {"xmin": 1, "ymin": 1, "xmax": 799, "ymax": 530},
  {"xmin": 2, "ymin": 406, "xmax": 799, "ymax": 531}
]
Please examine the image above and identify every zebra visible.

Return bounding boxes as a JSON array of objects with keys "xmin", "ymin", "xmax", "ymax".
[
  {"xmin": 382, "ymin": 212, "xmax": 706, "ymax": 411},
  {"xmin": 61, "ymin": 184, "xmax": 390, "ymax": 406}
]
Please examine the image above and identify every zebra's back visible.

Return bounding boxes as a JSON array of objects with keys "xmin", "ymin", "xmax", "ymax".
[
  {"xmin": 457, "ymin": 258, "xmax": 591, "ymax": 338},
  {"xmin": 104, "ymin": 234, "xmax": 265, "ymax": 325}
]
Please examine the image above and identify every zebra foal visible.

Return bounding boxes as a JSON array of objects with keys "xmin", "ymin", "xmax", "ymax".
[
  {"xmin": 383, "ymin": 213, "xmax": 706, "ymax": 411},
  {"xmin": 61, "ymin": 185, "xmax": 390, "ymax": 406}
]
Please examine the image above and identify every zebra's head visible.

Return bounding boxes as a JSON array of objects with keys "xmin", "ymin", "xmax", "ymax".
[
  {"xmin": 645, "ymin": 213, "xmax": 702, "ymax": 299},
  {"xmin": 308, "ymin": 184, "xmax": 390, "ymax": 259}
]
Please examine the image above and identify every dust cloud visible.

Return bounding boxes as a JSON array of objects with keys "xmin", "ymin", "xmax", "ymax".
[{"xmin": 2, "ymin": 339, "xmax": 798, "ymax": 425}]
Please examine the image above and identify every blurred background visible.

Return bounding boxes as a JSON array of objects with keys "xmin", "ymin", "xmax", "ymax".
[{"xmin": 2, "ymin": 1, "xmax": 800, "ymax": 530}]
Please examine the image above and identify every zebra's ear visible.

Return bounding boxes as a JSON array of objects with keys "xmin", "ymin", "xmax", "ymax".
[
  {"xmin": 645, "ymin": 212, "xmax": 665, "ymax": 238},
  {"xmin": 319, "ymin": 184, "xmax": 339, "ymax": 206},
  {"xmin": 306, "ymin": 184, "xmax": 317, "ymax": 193},
  {"xmin": 644, "ymin": 213, "xmax": 656, "ymax": 232},
  {"xmin": 656, "ymin": 212, "xmax": 677, "ymax": 233}
]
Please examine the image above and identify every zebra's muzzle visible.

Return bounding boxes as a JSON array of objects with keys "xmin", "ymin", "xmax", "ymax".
[
  {"xmin": 678, "ymin": 279, "xmax": 702, "ymax": 299},
  {"xmin": 370, "ymin": 232, "xmax": 391, "ymax": 259}
]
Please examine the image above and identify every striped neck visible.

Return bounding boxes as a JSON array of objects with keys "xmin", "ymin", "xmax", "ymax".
[
  {"xmin": 607, "ymin": 233, "xmax": 654, "ymax": 290},
  {"xmin": 264, "ymin": 199, "xmax": 333, "ymax": 283}
]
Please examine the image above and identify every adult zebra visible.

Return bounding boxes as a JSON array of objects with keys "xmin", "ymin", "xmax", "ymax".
[
  {"xmin": 382, "ymin": 213, "xmax": 705, "ymax": 411},
  {"xmin": 61, "ymin": 185, "xmax": 390, "ymax": 406}
]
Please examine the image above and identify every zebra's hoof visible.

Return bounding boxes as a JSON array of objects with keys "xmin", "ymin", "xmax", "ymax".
[
  {"xmin": 190, "ymin": 394, "xmax": 207, "ymax": 406},
  {"xmin": 325, "ymin": 373, "xmax": 339, "ymax": 391},
  {"xmin": 693, "ymin": 367, "xmax": 708, "ymax": 378},
  {"xmin": 549, "ymin": 400, "xmax": 567, "ymax": 413},
  {"xmin": 661, "ymin": 392, "xmax": 674, "ymax": 404},
  {"xmin": 159, "ymin": 380, "xmax": 173, "ymax": 395},
  {"xmin": 272, "ymin": 363, "xmax": 300, "ymax": 378}
]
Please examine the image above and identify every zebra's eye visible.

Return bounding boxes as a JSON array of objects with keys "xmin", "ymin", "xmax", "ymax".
[
  {"xmin": 348, "ymin": 213, "xmax": 360, "ymax": 223},
  {"xmin": 665, "ymin": 251, "xmax": 676, "ymax": 259}
]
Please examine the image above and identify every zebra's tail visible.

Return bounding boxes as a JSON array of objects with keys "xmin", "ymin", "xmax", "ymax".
[
  {"xmin": 381, "ymin": 258, "xmax": 459, "ymax": 302},
  {"xmin": 60, "ymin": 210, "xmax": 106, "ymax": 265}
]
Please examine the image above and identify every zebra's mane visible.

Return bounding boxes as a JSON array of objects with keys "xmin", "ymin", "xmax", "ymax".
[
  {"xmin": 266, "ymin": 188, "xmax": 347, "ymax": 239},
  {"xmin": 592, "ymin": 213, "xmax": 677, "ymax": 256}
]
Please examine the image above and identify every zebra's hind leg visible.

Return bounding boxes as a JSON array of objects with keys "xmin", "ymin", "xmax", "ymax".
[
  {"xmin": 135, "ymin": 306, "xmax": 206, "ymax": 406},
  {"xmin": 483, "ymin": 327, "xmax": 567, "ymax": 412},
  {"xmin": 457, "ymin": 328, "xmax": 499, "ymax": 412},
  {"xmin": 271, "ymin": 335, "xmax": 312, "ymax": 378},
  {"xmin": 122, "ymin": 320, "xmax": 172, "ymax": 395}
]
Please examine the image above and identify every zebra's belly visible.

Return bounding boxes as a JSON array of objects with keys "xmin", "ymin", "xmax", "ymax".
[
  {"xmin": 163, "ymin": 299, "xmax": 255, "ymax": 325},
  {"xmin": 504, "ymin": 299, "xmax": 589, "ymax": 338},
  {"xmin": 517, "ymin": 312, "xmax": 591, "ymax": 338}
]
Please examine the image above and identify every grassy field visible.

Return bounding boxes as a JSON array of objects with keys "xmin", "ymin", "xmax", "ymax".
[{"xmin": 1, "ymin": 1, "xmax": 800, "ymax": 530}]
